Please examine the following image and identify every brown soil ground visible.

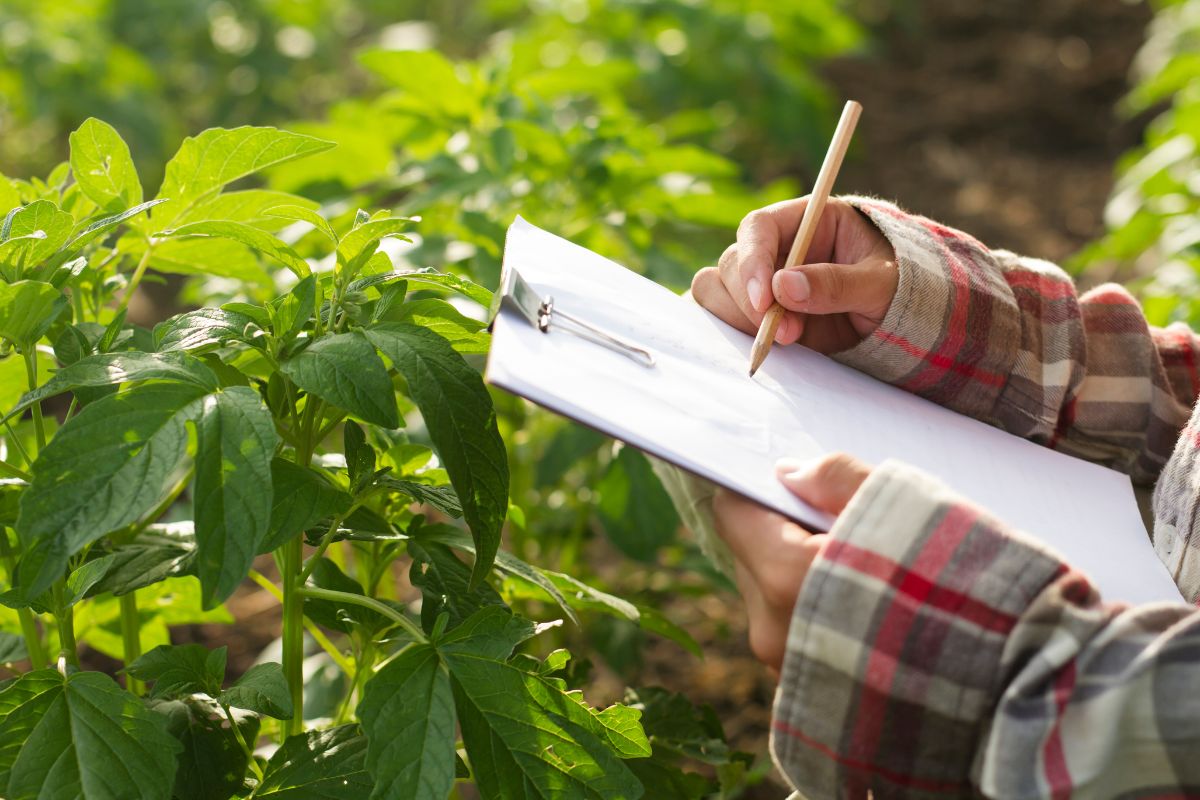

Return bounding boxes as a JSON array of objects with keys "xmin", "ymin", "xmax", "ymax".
[{"xmin": 83, "ymin": 1, "xmax": 1155, "ymax": 796}]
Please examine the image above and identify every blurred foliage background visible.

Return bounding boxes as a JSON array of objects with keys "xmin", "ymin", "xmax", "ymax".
[{"xmin": 2, "ymin": 0, "xmax": 1191, "ymax": 794}]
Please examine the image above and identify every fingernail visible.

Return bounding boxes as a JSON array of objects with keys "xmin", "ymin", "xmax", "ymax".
[
  {"xmin": 747, "ymin": 276, "xmax": 764, "ymax": 311},
  {"xmin": 780, "ymin": 272, "xmax": 810, "ymax": 305}
]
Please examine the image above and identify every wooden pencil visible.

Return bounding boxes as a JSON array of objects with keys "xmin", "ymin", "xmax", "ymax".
[{"xmin": 749, "ymin": 100, "xmax": 862, "ymax": 376}]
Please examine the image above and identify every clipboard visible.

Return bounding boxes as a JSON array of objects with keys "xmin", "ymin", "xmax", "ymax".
[{"xmin": 489, "ymin": 264, "xmax": 656, "ymax": 368}]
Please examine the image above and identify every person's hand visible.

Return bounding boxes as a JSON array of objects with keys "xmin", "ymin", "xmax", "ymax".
[
  {"xmin": 691, "ymin": 197, "xmax": 898, "ymax": 354},
  {"xmin": 712, "ymin": 453, "xmax": 871, "ymax": 671}
]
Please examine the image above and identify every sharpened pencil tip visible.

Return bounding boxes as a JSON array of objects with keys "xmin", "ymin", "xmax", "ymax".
[{"xmin": 748, "ymin": 365, "xmax": 758, "ymax": 378}]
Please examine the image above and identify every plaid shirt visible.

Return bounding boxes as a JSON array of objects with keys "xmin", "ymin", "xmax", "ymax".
[{"xmin": 773, "ymin": 198, "xmax": 1200, "ymax": 799}]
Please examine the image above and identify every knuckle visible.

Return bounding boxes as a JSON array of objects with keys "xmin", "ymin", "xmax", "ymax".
[
  {"xmin": 691, "ymin": 267, "xmax": 716, "ymax": 295},
  {"xmin": 822, "ymin": 267, "xmax": 847, "ymax": 305},
  {"xmin": 717, "ymin": 244, "xmax": 739, "ymax": 274}
]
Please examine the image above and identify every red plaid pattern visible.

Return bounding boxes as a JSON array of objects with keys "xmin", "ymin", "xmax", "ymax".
[{"xmin": 772, "ymin": 200, "xmax": 1200, "ymax": 798}]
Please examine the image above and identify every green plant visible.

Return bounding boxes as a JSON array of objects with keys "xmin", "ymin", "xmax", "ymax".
[
  {"xmin": 1073, "ymin": 0, "xmax": 1200, "ymax": 324},
  {"xmin": 0, "ymin": 120, "xmax": 750, "ymax": 798}
]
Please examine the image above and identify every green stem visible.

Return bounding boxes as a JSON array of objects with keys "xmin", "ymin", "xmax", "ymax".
[
  {"xmin": 120, "ymin": 592, "xmax": 143, "ymax": 695},
  {"xmin": 297, "ymin": 503, "xmax": 359, "ymax": 584},
  {"xmin": 0, "ymin": 531, "xmax": 46, "ymax": 669},
  {"xmin": 249, "ymin": 570, "xmax": 354, "ymax": 675},
  {"xmin": 298, "ymin": 586, "xmax": 428, "ymax": 644},
  {"xmin": 281, "ymin": 538, "xmax": 305, "ymax": 738},
  {"xmin": 220, "ymin": 701, "xmax": 264, "ymax": 781},
  {"xmin": 117, "ymin": 244, "xmax": 156, "ymax": 314},
  {"xmin": 2, "ymin": 419, "xmax": 31, "ymax": 467},
  {"xmin": 0, "ymin": 459, "xmax": 31, "ymax": 482},
  {"xmin": 21, "ymin": 350, "xmax": 46, "ymax": 454},
  {"xmin": 51, "ymin": 584, "xmax": 78, "ymax": 666}
]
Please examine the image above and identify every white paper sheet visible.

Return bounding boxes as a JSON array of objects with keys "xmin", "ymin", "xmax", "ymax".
[{"xmin": 486, "ymin": 216, "xmax": 1183, "ymax": 605}]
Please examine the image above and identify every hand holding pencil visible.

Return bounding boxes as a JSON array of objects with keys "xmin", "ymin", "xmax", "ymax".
[{"xmin": 690, "ymin": 101, "xmax": 899, "ymax": 371}]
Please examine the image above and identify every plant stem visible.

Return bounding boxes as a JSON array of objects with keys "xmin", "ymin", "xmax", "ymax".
[
  {"xmin": 220, "ymin": 701, "xmax": 265, "ymax": 781},
  {"xmin": 298, "ymin": 586, "xmax": 428, "ymax": 644},
  {"xmin": 0, "ymin": 531, "xmax": 46, "ymax": 670},
  {"xmin": 249, "ymin": 569, "xmax": 354, "ymax": 676},
  {"xmin": 21, "ymin": 350, "xmax": 46, "ymax": 454},
  {"xmin": 297, "ymin": 505, "xmax": 358, "ymax": 584},
  {"xmin": 281, "ymin": 537, "xmax": 304, "ymax": 738},
  {"xmin": 117, "ymin": 244, "xmax": 156, "ymax": 314},
  {"xmin": 51, "ymin": 583, "xmax": 78, "ymax": 666},
  {"xmin": 120, "ymin": 592, "xmax": 143, "ymax": 695},
  {"xmin": 0, "ymin": 459, "xmax": 31, "ymax": 482}
]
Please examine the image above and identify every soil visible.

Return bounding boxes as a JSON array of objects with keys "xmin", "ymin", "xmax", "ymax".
[{"xmin": 82, "ymin": 1, "xmax": 1155, "ymax": 796}]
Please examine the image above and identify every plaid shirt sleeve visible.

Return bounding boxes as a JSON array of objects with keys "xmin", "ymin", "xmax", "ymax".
[
  {"xmin": 772, "ymin": 459, "xmax": 1200, "ymax": 799},
  {"xmin": 834, "ymin": 197, "xmax": 1199, "ymax": 486}
]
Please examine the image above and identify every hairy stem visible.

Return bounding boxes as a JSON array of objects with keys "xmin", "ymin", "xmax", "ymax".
[
  {"xmin": 298, "ymin": 586, "xmax": 428, "ymax": 645},
  {"xmin": 119, "ymin": 592, "xmax": 143, "ymax": 695}
]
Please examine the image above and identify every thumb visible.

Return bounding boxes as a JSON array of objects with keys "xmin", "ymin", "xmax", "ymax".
[
  {"xmin": 776, "ymin": 453, "xmax": 871, "ymax": 515},
  {"xmin": 772, "ymin": 257, "xmax": 897, "ymax": 318}
]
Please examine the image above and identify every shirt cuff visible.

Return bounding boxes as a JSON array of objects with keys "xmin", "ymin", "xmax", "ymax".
[
  {"xmin": 831, "ymin": 196, "xmax": 1023, "ymax": 423},
  {"xmin": 770, "ymin": 459, "xmax": 1067, "ymax": 798}
]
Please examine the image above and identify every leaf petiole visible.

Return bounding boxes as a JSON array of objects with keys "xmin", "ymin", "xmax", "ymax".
[{"xmin": 297, "ymin": 586, "xmax": 428, "ymax": 645}]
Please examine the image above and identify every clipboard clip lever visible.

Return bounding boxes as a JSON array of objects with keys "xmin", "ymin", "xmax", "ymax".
[{"xmin": 491, "ymin": 267, "xmax": 655, "ymax": 368}]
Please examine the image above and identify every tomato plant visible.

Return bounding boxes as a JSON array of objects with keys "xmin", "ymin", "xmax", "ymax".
[{"xmin": 0, "ymin": 120, "xmax": 748, "ymax": 799}]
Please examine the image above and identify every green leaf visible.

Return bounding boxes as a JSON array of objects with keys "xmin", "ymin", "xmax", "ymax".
[
  {"xmin": 0, "ymin": 280, "xmax": 66, "ymax": 348},
  {"xmin": 343, "ymin": 421, "xmax": 375, "ymax": 494},
  {"xmin": 270, "ymin": 275, "xmax": 317, "ymax": 340},
  {"xmin": 625, "ymin": 687, "xmax": 731, "ymax": 766},
  {"xmin": 63, "ymin": 554, "xmax": 118, "ymax": 606},
  {"xmin": 411, "ymin": 522, "xmax": 579, "ymax": 627},
  {"xmin": 68, "ymin": 118, "xmax": 143, "ymax": 213},
  {"xmin": 261, "ymin": 459, "xmax": 352, "ymax": 553},
  {"xmin": 353, "ymin": 267, "xmax": 492, "ymax": 307},
  {"xmin": 358, "ymin": 643, "xmax": 456, "ymax": 800},
  {"xmin": 153, "ymin": 127, "xmax": 336, "ymax": 226},
  {"xmin": 152, "ymin": 695, "xmax": 260, "ymax": 800},
  {"xmin": 0, "ymin": 669, "xmax": 182, "ymax": 800},
  {"xmin": 442, "ymin": 618, "xmax": 644, "ymax": 799},
  {"xmin": 4, "ymin": 351, "xmax": 217, "ymax": 423},
  {"xmin": 257, "ymin": 724, "xmax": 371, "ymax": 799},
  {"xmin": 377, "ymin": 298, "xmax": 488, "ymax": 354},
  {"xmin": 154, "ymin": 308, "xmax": 264, "ymax": 354},
  {"xmin": 16, "ymin": 382, "xmax": 210, "ymax": 598},
  {"xmin": 336, "ymin": 218, "xmax": 413, "ymax": 277},
  {"xmin": 365, "ymin": 324, "xmax": 508, "ymax": 589},
  {"xmin": 87, "ymin": 524, "xmax": 196, "ymax": 597},
  {"xmin": 65, "ymin": 199, "xmax": 167, "ymax": 251},
  {"xmin": 144, "ymin": 237, "xmax": 272, "ymax": 285},
  {"xmin": 127, "ymin": 643, "xmax": 227, "ymax": 698},
  {"xmin": 265, "ymin": 204, "xmax": 338, "ymax": 243},
  {"xmin": 437, "ymin": 606, "xmax": 536, "ymax": 660},
  {"xmin": 359, "ymin": 50, "xmax": 477, "ymax": 119},
  {"xmin": 218, "ymin": 662, "xmax": 293, "ymax": 719},
  {"xmin": 181, "ymin": 190, "xmax": 318, "ymax": 228},
  {"xmin": 382, "ymin": 477, "xmax": 462, "ymax": 518},
  {"xmin": 0, "ymin": 174, "xmax": 18, "ymax": 216},
  {"xmin": 0, "ymin": 632, "xmax": 26, "ymax": 664},
  {"xmin": 408, "ymin": 540, "xmax": 505, "ymax": 633},
  {"xmin": 280, "ymin": 331, "xmax": 399, "ymax": 429},
  {"xmin": 159, "ymin": 220, "xmax": 311, "ymax": 279},
  {"xmin": 596, "ymin": 448, "xmax": 679, "ymax": 562},
  {"xmin": 193, "ymin": 387, "xmax": 278, "ymax": 608},
  {"xmin": 0, "ymin": 201, "xmax": 73, "ymax": 270}
]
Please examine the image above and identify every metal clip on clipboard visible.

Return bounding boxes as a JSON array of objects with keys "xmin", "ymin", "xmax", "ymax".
[{"xmin": 490, "ymin": 267, "xmax": 655, "ymax": 368}]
